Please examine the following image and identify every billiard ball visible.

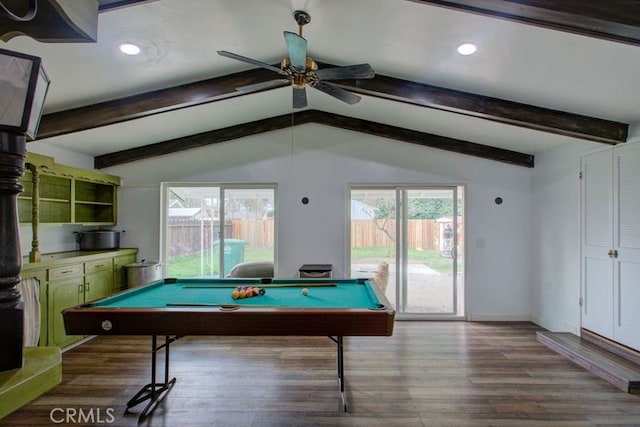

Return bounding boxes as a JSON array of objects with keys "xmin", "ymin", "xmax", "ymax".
[{"xmin": 301, "ymin": 288, "xmax": 309, "ymax": 296}]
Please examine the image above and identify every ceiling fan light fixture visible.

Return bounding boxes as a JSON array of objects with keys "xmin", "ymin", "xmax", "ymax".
[{"xmin": 457, "ymin": 43, "xmax": 477, "ymax": 56}]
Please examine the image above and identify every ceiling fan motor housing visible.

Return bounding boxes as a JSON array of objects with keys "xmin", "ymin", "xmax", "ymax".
[{"xmin": 281, "ymin": 57, "xmax": 318, "ymax": 88}]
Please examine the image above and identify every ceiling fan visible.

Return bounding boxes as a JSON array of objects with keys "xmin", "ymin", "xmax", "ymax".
[{"xmin": 217, "ymin": 10, "xmax": 375, "ymax": 109}]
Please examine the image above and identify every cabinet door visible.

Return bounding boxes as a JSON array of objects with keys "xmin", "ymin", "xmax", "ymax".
[
  {"xmin": 85, "ymin": 270, "xmax": 113, "ymax": 302},
  {"xmin": 613, "ymin": 143, "xmax": 640, "ymax": 349},
  {"xmin": 581, "ymin": 149, "xmax": 614, "ymax": 337},
  {"xmin": 113, "ymin": 254, "xmax": 137, "ymax": 292},
  {"xmin": 48, "ymin": 277, "xmax": 84, "ymax": 348}
]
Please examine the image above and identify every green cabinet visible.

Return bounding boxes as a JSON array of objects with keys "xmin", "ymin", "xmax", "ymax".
[
  {"xmin": 19, "ymin": 172, "xmax": 73, "ymax": 224},
  {"xmin": 85, "ymin": 259, "xmax": 113, "ymax": 303},
  {"xmin": 48, "ymin": 276, "xmax": 84, "ymax": 349},
  {"xmin": 21, "ymin": 248, "xmax": 138, "ymax": 348},
  {"xmin": 18, "ymin": 152, "xmax": 120, "ymax": 225}
]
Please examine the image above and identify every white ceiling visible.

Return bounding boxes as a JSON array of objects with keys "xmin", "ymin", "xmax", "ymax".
[{"xmin": 5, "ymin": 0, "xmax": 640, "ymax": 162}]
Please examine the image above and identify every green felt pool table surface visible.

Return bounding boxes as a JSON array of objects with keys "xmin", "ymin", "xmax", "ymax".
[
  {"xmin": 63, "ymin": 278, "xmax": 395, "ymax": 337},
  {"xmin": 95, "ymin": 278, "xmax": 384, "ymax": 309}
]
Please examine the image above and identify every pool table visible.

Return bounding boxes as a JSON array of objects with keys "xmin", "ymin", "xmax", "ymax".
[{"xmin": 63, "ymin": 277, "xmax": 395, "ymax": 420}]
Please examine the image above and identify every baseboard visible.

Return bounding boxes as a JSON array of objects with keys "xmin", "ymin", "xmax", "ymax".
[
  {"xmin": 467, "ymin": 313, "xmax": 530, "ymax": 321},
  {"xmin": 529, "ymin": 316, "xmax": 579, "ymax": 335}
]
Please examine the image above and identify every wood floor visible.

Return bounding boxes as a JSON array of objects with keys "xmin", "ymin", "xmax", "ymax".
[{"xmin": 2, "ymin": 322, "xmax": 640, "ymax": 426}]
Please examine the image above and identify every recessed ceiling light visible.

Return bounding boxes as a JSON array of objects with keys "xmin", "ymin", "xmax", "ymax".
[
  {"xmin": 457, "ymin": 43, "xmax": 477, "ymax": 56},
  {"xmin": 119, "ymin": 43, "xmax": 141, "ymax": 55}
]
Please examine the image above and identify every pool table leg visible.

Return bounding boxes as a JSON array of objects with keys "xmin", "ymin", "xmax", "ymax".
[
  {"xmin": 125, "ymin": 335, "xmax": 178, "ymax": 422},
  {"xmin": 329, "ymin": 336, "xmax": 347, "ymax": 412}
]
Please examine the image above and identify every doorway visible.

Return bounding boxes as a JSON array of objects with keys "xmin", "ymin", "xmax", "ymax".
[{"xmin": 349, "ymin": 186, "xmax": 465, "ymax": 318}]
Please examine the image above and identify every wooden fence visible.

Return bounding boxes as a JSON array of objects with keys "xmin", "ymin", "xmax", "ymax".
[
  {"xmin": 168, "ymin": 218, "xmax": 273, "ymax": 256},
  {"xmin": 351, "ymin": 219, "xmax": 436, "ymax": 250},
  {"xmin": 169, "ymin": 218, "xmax": 461, "ymax": 256},
  {"xmin": 232, "ymin": 219, "xmax": 274, "ymax": 248}
]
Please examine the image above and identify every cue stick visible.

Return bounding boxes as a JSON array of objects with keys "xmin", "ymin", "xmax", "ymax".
[
  {"xmin": 166, "ymin": 302, "xmax": 287, "ymax": 308},
  {"xmin": 181, "ymin": 282, "xmax": 337, "ymax": 289}
]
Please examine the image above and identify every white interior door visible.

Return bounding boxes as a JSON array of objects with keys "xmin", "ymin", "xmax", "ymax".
[
  {"xmin": 581, "ymin": 149, "xmax": 614, "ymax": 337},
  {"xmin": 613, "ymin": 143, "xmax": 640, "ymax": 349}
]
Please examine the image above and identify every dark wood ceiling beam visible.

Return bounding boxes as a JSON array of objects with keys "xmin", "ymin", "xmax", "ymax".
[
  {"xmin": 97, "ymin": 0, "xmax": 156, "ymax": 11},
  {"xmin": 409, "ymin": 0, "xmax": 640, "ymax": 46},
  {"xmin": 312, "ymin": 110, "xmax": 534, "ymax": 167},
  {"xmin": 94, "ymin": 111, "xmax": 314, "ymax": 168},
  {"xmin": 37, "ymin": 67, "xmax": 286, "ymax": 139},
  {"xmin": 38, "ymin": 65, "xmax": 627, "ymax": 145},
  {"xmin": 332, "ymin": 74, "xmax": 627, "ymax": 144},
  {"xmin": 94, "ymin": 110, "xmax": 533, "ymax": 169}
]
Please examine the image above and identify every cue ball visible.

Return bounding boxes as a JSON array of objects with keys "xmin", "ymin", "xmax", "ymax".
[{"xmin": 302, "ymin": 288, "xmax": 309, "ymax": 296}]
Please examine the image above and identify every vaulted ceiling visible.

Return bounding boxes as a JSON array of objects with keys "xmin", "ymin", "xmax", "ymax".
[{"xmin": 3, "ymin": 0, "xmax": 640, "ymax": 168}]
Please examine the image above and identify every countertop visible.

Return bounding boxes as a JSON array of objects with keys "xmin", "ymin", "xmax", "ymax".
[{"xmin": 22, "ymin": 248, "xmax": 138, "ymax": 271}]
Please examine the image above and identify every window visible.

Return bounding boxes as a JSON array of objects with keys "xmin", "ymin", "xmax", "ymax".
[{"xmin": 161, "ymin": 183, "xmax": 276, "ymax": 277}]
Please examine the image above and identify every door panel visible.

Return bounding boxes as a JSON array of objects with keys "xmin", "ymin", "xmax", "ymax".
[
  {"xmin": 582, "ymin": 256, "xmax": 613, "ymax": 336},
  {"xmin": 581, "ymin": 150, "xmax": 613, "ymax": 336},
  {"xmin": 349, "ymin": 189, "xmax": 397, "ymax": 307},
  {"xmin": 613, "ymin": 144, "xmax": 640, "ymax": 348},
  {"xmin": 403, "ymin": 188, "xmax": 458, "ymax": 314},
  {"xmin": 616, "ymin": 261, "xmax": 640, "ymax": 348},
  {"xmin": 48, "ymin": 277, "xmax": 84, "ymax": 347}
]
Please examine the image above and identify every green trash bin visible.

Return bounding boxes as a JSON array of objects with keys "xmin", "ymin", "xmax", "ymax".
[{"xmin": 214, "ymin": 239, "xmax": 247, "ymax": 276}]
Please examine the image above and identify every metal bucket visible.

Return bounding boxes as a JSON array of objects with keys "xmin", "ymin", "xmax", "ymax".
[
  {"xmin": 77, "ymin": 230, "xmax": 120, "ymax": 250},
  {"xmin": 124, "ymin": 261, "xmax": 162, "ymax": 288}
]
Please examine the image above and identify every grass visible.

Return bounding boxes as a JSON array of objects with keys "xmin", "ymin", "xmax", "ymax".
[
  {"xmin": 351, "ymin": 246, "xmax": 459, "ymax": 274},
  {"xmin": 167, "ymin": 248, "xmax": 273, "ymax": 277},
  {"xmin": 167, "ymin": 246, "xmax": 459, "ymax": 277}
]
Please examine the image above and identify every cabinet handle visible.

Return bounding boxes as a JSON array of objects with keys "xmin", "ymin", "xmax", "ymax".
[
  {"xmin": 78, "ymin": 284, "xmax": 84, "ymax": 294},
  {"xmin": 613, "ymin": 250, "xmax": 619, "ymax": 258},
  {"xmin": 608, "ymin": 249, "xmax": 614, "ymax": 258}
]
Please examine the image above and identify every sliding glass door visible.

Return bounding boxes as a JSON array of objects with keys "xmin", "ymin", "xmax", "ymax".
[
  {"xmin": 350, "ymin": 186, "xmax": 464, "ymax": 318},
  {"xmin": 161, "ymin": 184, "xmax": 275, "ymax": 278}
]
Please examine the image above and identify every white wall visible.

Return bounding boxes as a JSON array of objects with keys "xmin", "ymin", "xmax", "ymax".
[
  {"xmin": 531, "ymin": 140, "xmax": 602, "ymax": 333},
  {"xmin": 100, "ymin": 123, "xmax": 534, "ymax": 320}
]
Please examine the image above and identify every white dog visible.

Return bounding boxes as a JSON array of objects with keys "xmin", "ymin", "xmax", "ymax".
[{"xmin": 374, "ymin": 261, "xmax": 389, "ymax": 294}]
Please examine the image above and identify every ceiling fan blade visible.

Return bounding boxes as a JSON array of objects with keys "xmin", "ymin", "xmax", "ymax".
[
  {"xmin": 283, "ymin": 31, "xmax": 307, "ymax": 71},
  {"xmin": 315, "ymin": 63, "xmax": 375, "ymax": 81},
  {"xmin": 217, "ymin": 50, "xmax": 287, "ymax": 76},
  {"xmin": 236, "ymin": 79, "xmax": 290, "ymax": 93},
  {"xmin": 292, "ymin": 87, "xmax": 308, "ymax": 109},
  {"xmin": 312, "ymin": 81, "xmax": 361, "ymax": 105}
]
